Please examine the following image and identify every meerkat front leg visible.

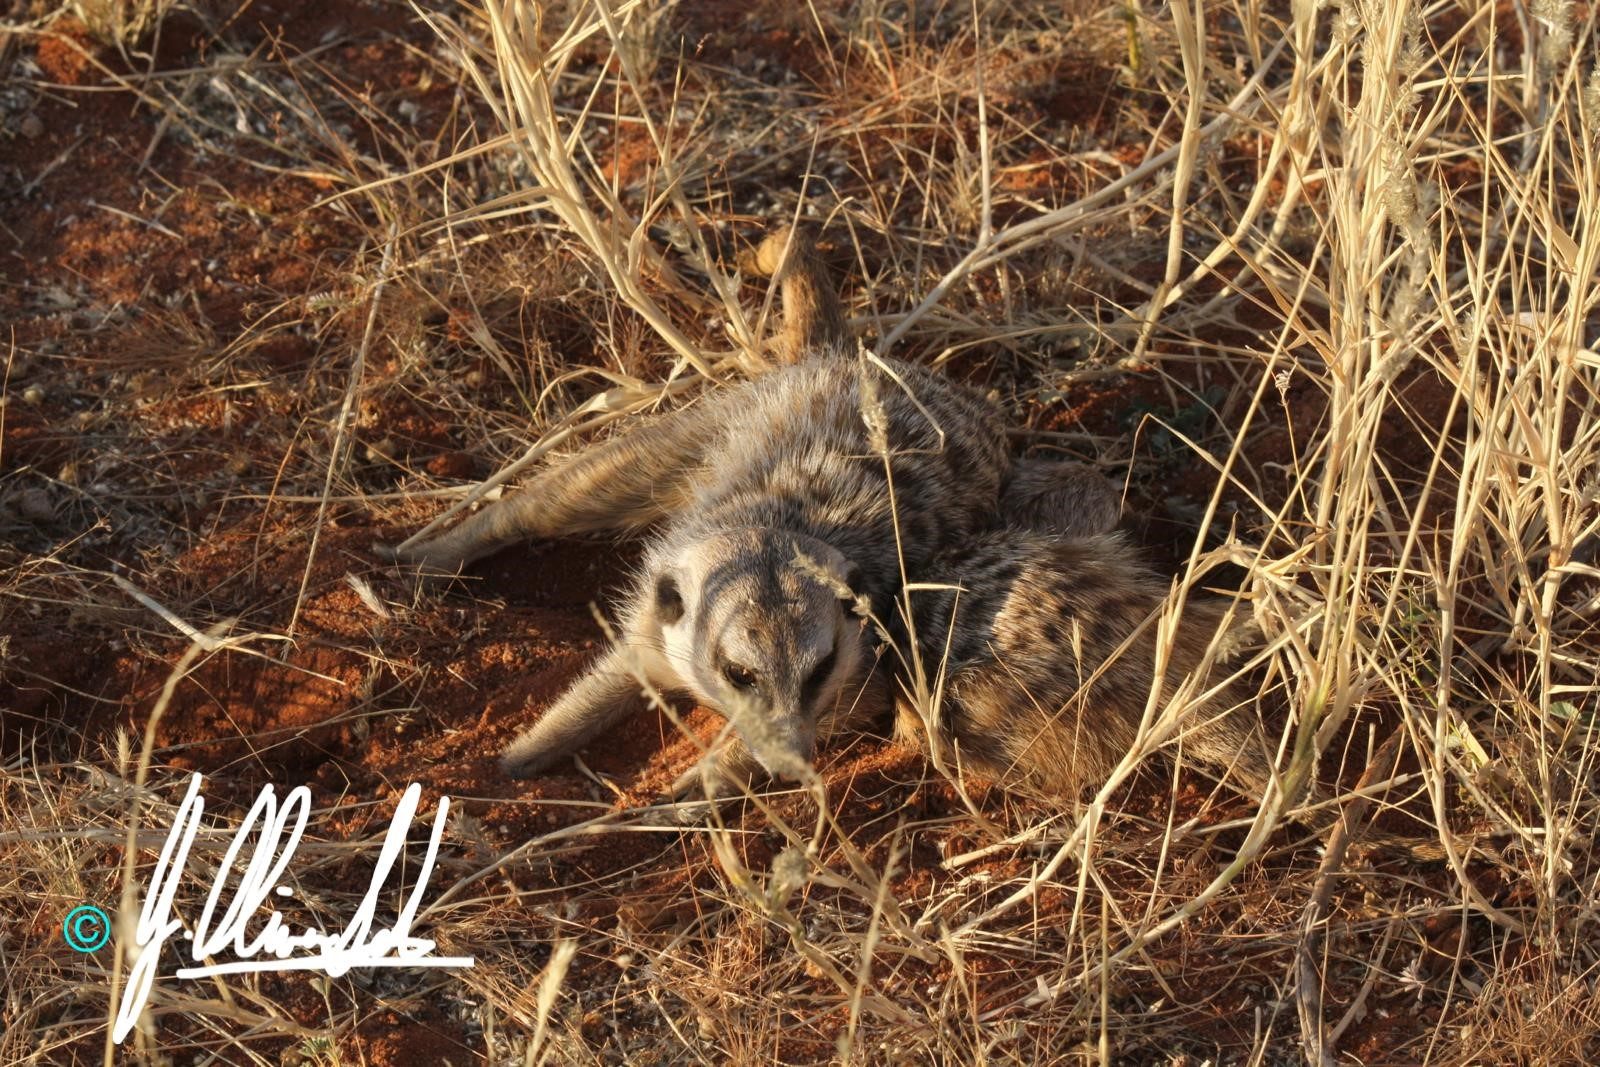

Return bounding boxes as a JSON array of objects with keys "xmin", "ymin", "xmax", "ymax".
[
  {"xmin": 499, "ymin": 645, "xmax": 654, "ymax": 778},
  {"xmin": 381, "ymin": 406, "xmax": 719, "ymax": 573}
]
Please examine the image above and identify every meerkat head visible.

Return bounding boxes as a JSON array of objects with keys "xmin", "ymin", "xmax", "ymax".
[{"xmin": 647, "ymin": 528, "xmax": 868, "ymax": 780}]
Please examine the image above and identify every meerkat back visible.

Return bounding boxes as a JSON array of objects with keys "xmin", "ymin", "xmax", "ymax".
[{"xmin": 892, "ymin": 528, "xmax": 1266, "ymax": 797}]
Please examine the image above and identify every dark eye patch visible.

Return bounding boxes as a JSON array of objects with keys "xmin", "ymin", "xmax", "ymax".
[
  {"xmin": 723, "ymin": 662, "xmax": 758, "ymax": 691},
  {"xmin": 801, "ymin": 647, "xmax": 838, "ymax": 706}
]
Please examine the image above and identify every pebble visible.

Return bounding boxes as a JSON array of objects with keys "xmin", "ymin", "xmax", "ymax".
[
  {"xmin": 426, "ymin": 450, "xmax": 476, "ymax": 479},
  {"xmin": 17, "ymin": 487, "xmax": 54, "ymax": 525}
]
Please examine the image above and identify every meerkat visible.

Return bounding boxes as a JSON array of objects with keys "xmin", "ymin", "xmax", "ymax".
[
  {"xmin": 382, "ymin": 220, "xmax": 1051, "ymax": 782},
  {"xmin": 895, "ymin": 521, "xmax": 1504, "ymax": 865},
  {"xmin": 388, "ymin": 354, "xmax": 1015, "ymax": 785},
  {"xmin": 395, "ymin": 225, "xmax": 1481, "ymax": 862},
  {"xmin": 381, "ymin": 223, "xmax": 1154, "ymax": 797}
]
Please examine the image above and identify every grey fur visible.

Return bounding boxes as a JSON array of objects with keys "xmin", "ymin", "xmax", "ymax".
[{"xmin": 997, "ymin": 458, "xmax": 1124, "ymax": 540}]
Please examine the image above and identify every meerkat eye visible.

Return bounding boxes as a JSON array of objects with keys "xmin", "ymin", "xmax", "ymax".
[
  {"xmin": 722, "ymin": 663, "xmax": 759, "ymax": 691},
  {"xmin": 801, "ymin": 647, "xmax": 838, "ymax": 705}
]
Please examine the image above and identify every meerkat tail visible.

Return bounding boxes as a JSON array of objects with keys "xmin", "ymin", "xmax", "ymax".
[
  {"xmin": 742, "ymin": 224, "xmax": 850, "ymax": 363},
  {"xmin": 382, "ymin": 404, "xmax": 718, "ymax": 572},
  {"xmin": 500, "ymin": 646, "xmax": 651, "ymax": 778},
  {"xmin": 1001, "ymin": 459, "xmax": 1122, "ymax": 538}
]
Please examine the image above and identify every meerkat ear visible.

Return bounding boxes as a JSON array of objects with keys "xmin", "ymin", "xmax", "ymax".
[
  {"xmin": 837, "ymin": 560, "xmax": 861, "ymax": 602},
  {"xmin": 655, "ymin": 573, "xmax": 685, "ymax": 624}
]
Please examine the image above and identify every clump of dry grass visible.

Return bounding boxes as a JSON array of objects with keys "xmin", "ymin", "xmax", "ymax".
[
  {"xmin": 65, "ymin": 0, "xmax": 176, "ymax": 49},
  {"xmin": 4, "ymin": 0, "xmax": 1599, "ymax": 1062}
]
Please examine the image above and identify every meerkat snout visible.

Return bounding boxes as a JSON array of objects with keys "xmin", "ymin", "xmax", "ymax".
[{"xmin": 650, "ymin": 528, "xmax": 867, "ymax": 779}]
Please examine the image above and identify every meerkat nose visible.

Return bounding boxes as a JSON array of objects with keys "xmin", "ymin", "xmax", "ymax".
[{"xmin": 747, "ymin": 720, "xmax": 816, "ymax": 781}]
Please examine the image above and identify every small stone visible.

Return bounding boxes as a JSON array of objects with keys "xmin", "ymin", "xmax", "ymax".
[
  {"xmin": 22, "ymin": 384, "xmax": 45, "ymax": 405},
  {"xmin": 426, "ymin": 451, "xmax": 475, "ymax": 479},
  {"xmin": 19, "ymin": 113, "xmax": 43, "ymax": 139},
  {"xmin": 18, "ymin": 487, "xmax": 54, "ymax": 524},
  {"xmin": 365, "ymin": 437, "xmax": 398, "ymax": 462}
]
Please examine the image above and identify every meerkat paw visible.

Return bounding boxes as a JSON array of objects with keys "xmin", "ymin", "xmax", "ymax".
[
  {"xmin": 738, "ymin": 223, "xmax": 809, "ymax": 278},
  {"xmin": 373, "ymin": 537, "xmax": 473, "ymax": 577},
  {"xmin": 653, "ymin": 741, "xmax": 765, "ymax": 824},
  {"xmin": 668, "ymin": 741, "xmax": 761, "ymax": 800}
]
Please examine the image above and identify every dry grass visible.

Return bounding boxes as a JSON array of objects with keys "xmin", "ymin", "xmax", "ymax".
[{"xmin": 3, "ymin": 0, "xmax": 1599, "ymax": 1063}]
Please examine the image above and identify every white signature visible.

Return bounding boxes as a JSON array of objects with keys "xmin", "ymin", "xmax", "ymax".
[{"xmin": 115, "ymin": 773, "xmax": 473, "ymax": 1043}]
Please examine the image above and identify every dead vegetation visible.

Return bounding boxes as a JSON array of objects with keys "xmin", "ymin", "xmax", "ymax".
[{"xmin": 2, "ymin": 0, "xmax": 1599, "ymax": 1063}]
